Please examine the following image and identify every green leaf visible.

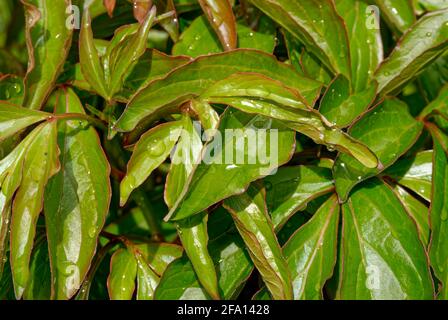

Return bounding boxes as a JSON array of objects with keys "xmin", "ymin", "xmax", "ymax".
[
  {"xmin": 0, "ymin": 102, "xmax": 49, "ymax": 142},
  {"xmin": 392, "ymin": 184, "xmax": 430, "ymax": 247},
  {"xmin": 116, "ymin": 50, "xmax": 191, "ymax": 102},
  {"xmin": 336, "ymin": 0, "xmax": 383, "ymax": 92},
  {"xmin": 334, "ymin": 98, "xmax": 423, "ymax": 202},
  {"xmin": 190, "ymin": 99, "xmax": 220, "ymax": 138},
  {"xmin": 370, "ymin": 0, "xmax": 416, "ymax": 34},
  {"xmin": 375, "ymin": 9, "xmax": 448, "ymax": 95},
  {"xmin": 22, "ymin": 238, "xmax": 51, "ymax": 300},
  {"xmin": 420, "ymin": 83, "xmax": 448, "ymax": 119},
  {"xmin": 22, "ymin": 0, "xmax": 73, "ymax": 110},
  {"xmin": 166, "ymin": 109, "xmax": 296, "ymax": 221},
  {"xmin": 198, "ymin": 0, "xmax": 237, "ymax": 50},
  {"xmin": 247, "ymin": 0, "xmax": 351, "ymax": 77},
  {"xmin": 44, "ymin": 88, "xmax": 111, "ymax": 300},
  {"xmin": 177, "ymin": 212, "xmax": 220, "ymax": 300},
  {"xmin": 419, "ymin": 0, "xmax": 448, "ymax": 11},
  {"xmin": 224, "ymin": 183, "xmax": 293, "ymax": 300},
  {"xmin": 134, "ymin": 243, "xmax": 183, "ymax": 276},
  {"xmin": 114, "ymin": 49, "xmax": 323, "ymax": 132},
  {"xmin": 0, "ymin": 128, "xmax": 46, "ymax": 277},
  {"xmin": 120, "ymin": 121, "xmax": 183, "ymax": 206},
  {"xmin": 107, "ymin": 248, "xmax": 137, "ymax": 300},
  {"xmin": 10, "ymin": 121, "xmax": 60, "ymax": 299},
  {"xmin": 165, "ymin": 115, "xmax": 202, "ymax": 208},
  {"xmin": 154, "ymin": 255, "xmax": 209, "ymax": 299},
  {"xmin": 384, "ymin": 150, "xmax": 433, "ymax": 201},
  {"xmin": 264, "ymin": 166, "xmax": 334, "ymax": 230},
  {"xmin": 283, "ymin": 195, "xmax": 339, "ymax": 300},
  {"xmin": 173, "ymin": 16, "xmax": 276, "ymax": 57},
  {"xmin": 163, "ymin": 115, "xmax": 219, "ymax": 299},
  {"xmin": 155, "ymin": 210, "xmax": 253, "ymax": 300},
  {"xmin": 79, "ymin": 3, "xmax": 109, "ymax": 100},
  {"xmin": 299, "ymin": 50, "xmax": 333, "ymax": 85},
  {"xmin": 337, "ymin": 179, "xmax": 434, "ymax": 300},
  {"xmin": 107, "ymin": 6, "xmax": 157, "ymax": 98},
  {"xmin": 200, "ymin": 72, "xmax": 378, "ymax": 168},
  {"xmin": 319, "ymin": 75, "xmax": 378, "ymax": 128},
  {"xmin": 429, "ymin": 136, "xmax": 448, "ymax": 299},
  {"xmin": 135, "ymin": 250, "xmax": 159, "ymax": 300}
]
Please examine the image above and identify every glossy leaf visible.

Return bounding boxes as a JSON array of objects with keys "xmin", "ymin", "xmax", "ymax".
[
  {"xmin": 264, "ymin": 166, "xmax": 334, "ymax": 230},
  {"xmin": 0, "ymin": 102, "xmax": 48, "ymax": 142},
  {"xmin": 429, "ymin": 137, "xmax": 448, "ymax": 299},
  {"xmin": 0, "ymin": 128, "xmax": 46, "ymax": 277},
  {"xmin": 114, "ymin": 49, "xmax": 323, "ymax": 132},
  {"xmin": 10, "ymin": 121, "xmax": 60, "ymax": 299},
  {"xmin": 120, "ymin": 121, "xmax": 183, "ymax": 206},
  {"xmin": 44, "ymin": 88, "xmax": 111, "ymax": 300},
  {"xmin": 22, "ymin": 238, "xmax": 51, "ymax": 300},
  {"xmin": 79, "ymin": 3, "xmax": 109, "ymax": 99},
  {"xmin": 198, "ymin": 0, "xmax": 237, "ymax": 50},
  {"xmin": 283, "ymin": 195, "xmax": 339, "ymax": 300},
  {"xmin": 135, "ymin": 250, "xmax": 159, "ymax": 300},
  {"xmin": 107, "ymin": 6, "xmax": 157, "ymax": 98},
  {"xmin": 336, "ymin": 0, "xmax": 383, "ymax": 92},
  {"xmin": 319, "ymin": 75, "xmax": 378, "ymax": 128},
  {"xmin": 375, "ymin": 9, "xmax": 448, "ymax": 94},
  {"xmin": 22, "ymin": 0, "xmax": 73, "ymax": 110},
  {"xmin": 370, "ymin": 0, "xmax": 416, "ymax": 34},
  {"xmin": 190, "ymin": 99, "xmax": 219, "ymax": 138},
  {"xmin": 248, "ymin": 0, "xmax": 351, "ymax": 77},
  {"xmin": 420, "ymin": 83, "xmax": 448, "ymax": 120},
  {"xmin": 173, "ymin": 16, "xmax": 276, "ymax": 57},
  {"xmin": 155, "ymin": 210, "xmax": 253, "ymax": 300},
  {"xmin": 418, "ymin": 0, "xmax": 448, "ymax": 11},
  {"xmin": 224, "ymin": 183, "xmax": 293, "ymax": 300},
  {"xmin": 392, "ymin": 184, "xmax": 430, "ymax": 247},
  {"xmin": 385, "ymin": 150, "xmax": 433, "ymax": 201},
  {"xmin": 337, "ymin": 179, "xmax": 434, "ymax": 300},
  {"xmin": 166, "ymin": 109, "xmax": 296, "ymax": 221},
  {"xmin": 334, "ymin": 98, "xmax": 423, "ymax": 202},
  {"xmin": 134, "ymin": 243, "xmax": 183, "ymax": 276},
  {"xmin": 107, "ymin": 248, "xmax": 137, "ymax": 300},
  {"xmin": 200, "ymin": 72, "xmax": 378, "ymax": 168},
  {"xmin": 177, "ymin": 212, "xmax": 220, "ymax": 299},
  {"xmin": 165, "ymin": 115, "xmax": 202, "ymax": 208}
]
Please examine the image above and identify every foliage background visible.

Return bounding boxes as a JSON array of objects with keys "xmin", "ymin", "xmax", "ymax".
[{"xmin": 0, "ymin": 0, "xmax": 447, "ymax": 300}]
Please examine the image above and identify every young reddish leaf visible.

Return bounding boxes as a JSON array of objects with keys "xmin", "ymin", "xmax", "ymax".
[
  {"xmin": 103, "ymin": 0, "xmax": 116, "ymax": 17},
  {"xmin": 198, "ymin": 0, "xmax": 237, "ymax": 51}
]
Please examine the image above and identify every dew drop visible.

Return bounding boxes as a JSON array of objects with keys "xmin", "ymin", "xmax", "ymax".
[
  {"xmin": 426, "ymin": 32, "xmax": 432, "ymax": 37},
  {"xmin": 148, "ymin": 139, "xmax": 166, "ymax": 157},
  {"xmin": 88, "ymin": 226, "xmax": 97, "ymax": 238}
]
